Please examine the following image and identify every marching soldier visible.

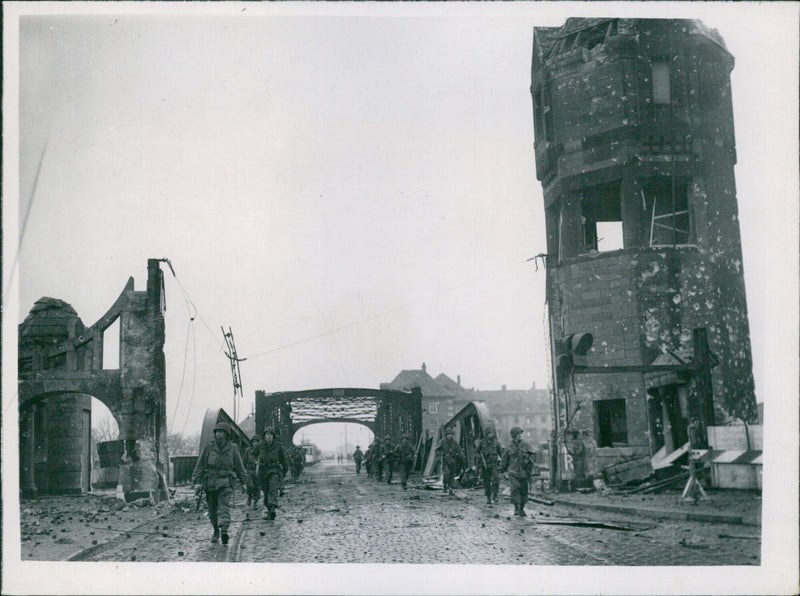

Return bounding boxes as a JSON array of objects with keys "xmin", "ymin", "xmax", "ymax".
[
  {"xmin": 393, "ymin": 435, "xmax": 416, "ymax": 490},
  {"xmin": 364, "ymin": 444, "xmax": 373, "ymax": 478},
  {"xmin": 476, "ymin": 428, "xmax": 502, "ymax": 505},
  {"xmin": 244, "ymin": 434, "xmax": 262, "ymax": 508},
  {"xmin": 353, "ymin": 445, "xmax": 364, "ymax": 474},
  {"xmin": 500, "ymin": 426, "xmax": 536, "ymax": 517},
  {"xmin": 192, "ymin": 422, "xmax": 248, "ymax": 545},
  {"xmin": 372, "ymin": 438, "xmax": 384, "ymax": 482},
  {"xmin": 258, "ymin": 426, "xmax": 288, "ymax": 520},
  {"xmin": 382, "ymin": 436, "xmax": 396, "ymax": 484},
  {"xmin": 439, "ymin": 427, "xmax": 464, "ymax": 496},
  {"xmin": 292, "ymin": 444, "xmax": 305, "ymax": 480}
]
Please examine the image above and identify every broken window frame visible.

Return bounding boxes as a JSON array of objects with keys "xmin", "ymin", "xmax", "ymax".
[
  {"xmin": 556, "ymin": 20, "xmax": 618, "ymax": 55},
  {"xmin": 642, "ymin": 177, "xmax": 695, "ymax": 248}
]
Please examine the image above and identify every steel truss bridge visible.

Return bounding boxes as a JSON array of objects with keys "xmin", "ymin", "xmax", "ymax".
[{"xmin": 254, "ymin": 387, "xmax": 422, "ymax": 445}]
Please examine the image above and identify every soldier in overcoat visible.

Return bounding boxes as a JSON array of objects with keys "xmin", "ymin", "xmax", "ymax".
[{"xmin": 192, "ymin": 423, "xmax": 248, "ymax": 544}]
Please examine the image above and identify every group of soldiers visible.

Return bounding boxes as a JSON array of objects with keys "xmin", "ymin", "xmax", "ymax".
[
  {"xmin": 191, "ymin": 421, "xmax": 537, "ymax": 545},
  {"xmin": 356, "ymin": 425, "xmax": 537, "ymax": 516},
  {"xmin": 359, "ymin": 434, "xmax": 417, "ymax": 489},
  {"xmin": 191, "ymin": 422, "xmax": 307, "ymax": 544}
]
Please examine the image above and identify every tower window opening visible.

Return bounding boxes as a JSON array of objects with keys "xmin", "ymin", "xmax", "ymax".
[
  {"xmin": 581, "ymin": 180, "xmax": 622, "ymax": 253},
  {"xmin": 595, "ymin": 398, "xmax": 628, "ymax": 447},
  {"xmin": 652, "ymin": 59, "xmax": 671, "ymax": 105},
  {"xmin": 644, "ymin": 178, "xmax": 693, "ymax": 247},
  {"xmin": 534, "ymin": 87, "xmax": 551, "ymax": 141}
]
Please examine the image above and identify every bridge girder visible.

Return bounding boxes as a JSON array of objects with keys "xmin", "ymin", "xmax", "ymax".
[{"xmin": 255, "ymin": 387, "xmax": 422, "ymax": 447}]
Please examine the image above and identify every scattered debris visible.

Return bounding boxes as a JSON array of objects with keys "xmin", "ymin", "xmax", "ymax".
[
  {"xmin": 718, "ymin": 533, "xmax": 759, "ymax": 541},
  {"xmin": 529, "ymin": 495, "xmax": 555, "ymax": 506},
  {"xmin": 532, "ymin": 518, "xmax": 655, "ymax": 531},
  {"xmin": 623, "ymin": 472, "xmax": 689, "ymax": 495},
  {"xmin": 679, "ymin": 536, "xmax": 709, "ymax": 549}
]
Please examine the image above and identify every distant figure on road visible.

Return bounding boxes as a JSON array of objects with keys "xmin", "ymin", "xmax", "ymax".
[
  {"xmin": 258, "ymin": 426, "xmax": 288, "ymax": 520},
  {"xmin": 476, "ymin": 428, "xmax": 502, "ymax": 506},
  {"xmin": 288, "ymin": 444, "xmax": 305, "ymax": 482},
  {"xmin": 364, "ymin": 444, "xmax": 373, "ymax": 477},
  {"xmin": 382, "ymin": 437, "xmax": 396, "ymax": 484},
  {"xmin": 353, "ymin": 446, "xmax": 364, "ymax": 474},
  {"xmin": 244, "ymin": 434, "xmax": 262, "ymax": 508},
  {"xmin": 372, "ymin": 438, "xmax": 384, "ymax": 481},
  {"xmin": 393, "ymin": 435, "xmax": 415, "ymax": 490},
  {"xmin": 500, "ymin": 426, "xmax": 536, "ymax": 517},
  {"xmin": 438, "ymin": 428, "xmax": 465, "ymax": 496},
  {"xmin": 192, "ymin": 422, "xmax": 248, "ymax": 545}
]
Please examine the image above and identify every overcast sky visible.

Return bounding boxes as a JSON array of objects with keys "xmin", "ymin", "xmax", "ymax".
[
  {"xmin": 8, "ymin": 2, "xmax": 799, "ymax": 436},
  {"xmin": 9, "ymin": 2, "xmax": 797, "ymax": 439},
  {"xmin": 3, "ymin": 2, "xmax": 798, "ymax": 594}
]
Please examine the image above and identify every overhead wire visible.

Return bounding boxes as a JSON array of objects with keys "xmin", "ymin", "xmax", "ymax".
[
  {"xmin": 244, "ymin": 257, "xmax": 530, "ymax": 361},
  {"xmin": 168, "ymin": 318, "xmax": 193, "ymax": 435},
  {"xmin": 179, "ymin": 321, "xmax": 198, "ymax": 437}
]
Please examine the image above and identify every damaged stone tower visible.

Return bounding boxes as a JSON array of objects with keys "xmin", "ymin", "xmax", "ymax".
[{"xmin": 531, "ymin": 19, "xmax": 757, "ymax": 486}]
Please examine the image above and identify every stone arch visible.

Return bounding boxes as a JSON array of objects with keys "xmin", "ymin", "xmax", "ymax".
[{"xmin": 18, "ymin": 259, "xmax": 168, "ymax": 500}]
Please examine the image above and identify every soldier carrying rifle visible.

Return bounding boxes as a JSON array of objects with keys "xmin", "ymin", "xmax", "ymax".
[{"xmin": 192, "ymin": 423, "xmax": 248, "ymax": 545}]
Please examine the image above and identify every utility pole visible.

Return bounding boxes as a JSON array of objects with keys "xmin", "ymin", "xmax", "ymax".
[{"xmin": 221, "ymin": 326, "xmax": 246, "ymax": 423}]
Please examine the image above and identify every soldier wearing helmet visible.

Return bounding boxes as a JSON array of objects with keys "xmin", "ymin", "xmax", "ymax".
[
  {"xmin": 258, "ymin": 425, "xmax": 288, "ymax": 520},
  {"xmin": 382, "ymin": 436, "xmax": 396, "ymax": 485},
  {"xmin": 476, "ymin": 427, "xmax": 503, "ymax": 506},
  {"xmin": 393, "ymin": 434, "xmax": 416, "ymax": 490},
  {"xmin": 500, "ymin": 426, "xmax": 536, "ymax": 517},
  {"xmin": 371, "ymin": 438, "xmax": 384, "ymax": 481},
  {"xmin": 437, "ymin": 427, "xmax": 465, "ymax": 496},
  {"xmin": 244, "ymin": 434, "xmax": 262, "ymax": 508},
  {"xmin": 352, "ymin": 445, "xmax": 364, "ymax": 474},
  {"xmin": 191, "ymin": 422, "xmax": 247, "ymax": 545}
]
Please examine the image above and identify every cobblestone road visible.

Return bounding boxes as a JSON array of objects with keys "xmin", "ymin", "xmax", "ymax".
[{"xmin": 67, "ymin": 461, "xmax": 759, "ymax": 565}]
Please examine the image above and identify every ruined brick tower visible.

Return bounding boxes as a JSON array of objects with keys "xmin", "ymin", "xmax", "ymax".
[{"xmin": 531, "ymin": 19, "xmax": 757, "ymax": 486}]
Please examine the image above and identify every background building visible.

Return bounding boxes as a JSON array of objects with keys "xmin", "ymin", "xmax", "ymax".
[
  {"xmin": 381, "ymin": 364, "xmax": 550, "ymax": 447},
  {"xmin": 532, "ymin": 18, "xmax": 758, "ymax": 486},
  {"xmin": 473, "ymin": 385, "xmax": 550, "ymax": 449}
]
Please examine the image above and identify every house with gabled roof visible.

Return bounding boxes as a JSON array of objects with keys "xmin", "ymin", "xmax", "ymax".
[
  {"xmin": 381, "ymin": 364, "xmax": 552, "ymax": 446},
  {"xmin": 380, "ymin": 363, "xmax": 470, "ymax": 438}
]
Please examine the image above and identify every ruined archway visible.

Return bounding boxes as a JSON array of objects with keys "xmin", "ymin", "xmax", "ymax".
[{"xmin": 18, "ymin": 259, "xmax": 168, "ymax": 500}]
